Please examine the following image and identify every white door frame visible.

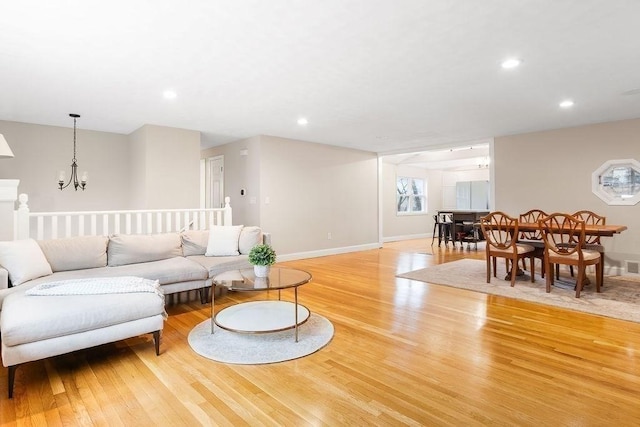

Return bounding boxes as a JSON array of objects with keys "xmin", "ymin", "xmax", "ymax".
[{"xmin": 200, "ymin": 155, "xmax": 225, "ymax": 209}]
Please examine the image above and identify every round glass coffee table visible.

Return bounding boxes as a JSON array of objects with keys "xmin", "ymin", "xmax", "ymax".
[{"xmin": 211, "ymin": 267, "xmax": 312, "ymax": 342}]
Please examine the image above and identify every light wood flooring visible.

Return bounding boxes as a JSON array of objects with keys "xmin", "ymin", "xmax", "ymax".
[{"xmin": 2, "ymin": 239, "xmax": 640, "ymax": 426}]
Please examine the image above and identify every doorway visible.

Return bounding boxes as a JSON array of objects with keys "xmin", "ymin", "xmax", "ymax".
[{"xmin": 204, "ymin": 155, "xmax": 224, "ymax": 208}]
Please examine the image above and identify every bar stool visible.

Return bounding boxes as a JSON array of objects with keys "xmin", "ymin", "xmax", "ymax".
[
  {"xmin": 438, "ymin": 213, "xmax": 454, "ymax": 247},
  {"xmin": 431, "ymin": 214, "xmax": 439, "ymax": 246}
]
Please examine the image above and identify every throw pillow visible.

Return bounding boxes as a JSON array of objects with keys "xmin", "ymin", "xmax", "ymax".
[
  {"xmin": 181, "ymin": 230, "xmax": 209, "ymax": 256},
  {"xmin": 205, "ymin": 225, "xmax": 243, "ymax": 256},
  {"xmin": 39, "ymin": 235, "xmax": 108, "ymax": 272},
  {"xmin": 108, "ymin": 232, "xmax": 182, "ymax": 267},
  {"xmin": 0, "ymin": 239, "xmax": 53, "ymax": 286},
  {"xmin": 238, "ymin": 226, "xmax": 262, "ymax": 254}
]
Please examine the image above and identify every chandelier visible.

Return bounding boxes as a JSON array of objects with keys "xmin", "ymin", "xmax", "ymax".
[{"xmin": 58, "ymin": 113, "xmax": 87, "ymax": 191}]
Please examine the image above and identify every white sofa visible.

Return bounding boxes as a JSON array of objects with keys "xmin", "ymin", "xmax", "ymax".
[
  {"xmin": 0, "ymin": 225, "xmax": 269, "ymax": 398},
  {"xmin": 0, "ymin": 226, "xmax": 270, "ymax": 311}
]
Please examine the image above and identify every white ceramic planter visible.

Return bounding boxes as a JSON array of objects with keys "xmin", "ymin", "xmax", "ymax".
[{"xmin": 254, "ymin": 264, "xmax": 270, "ymax": 278}]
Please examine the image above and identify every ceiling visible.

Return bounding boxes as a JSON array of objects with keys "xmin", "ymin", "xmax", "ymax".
[
  {"xmin": 383, "ymin": 142, "xmax": 491, "ymax": 171},
  {"xmin": 2, "ymin": 1, "xmax": 640, "ymax": 155}
]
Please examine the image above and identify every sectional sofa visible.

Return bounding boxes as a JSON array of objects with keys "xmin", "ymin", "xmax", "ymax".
[
  {"xmin": 0, "ymin": 225, "xmax": 269, "ymax": 310},
  {"xmin": 0, "ymin": 225, "xmax": 268, "ymax": 397}
]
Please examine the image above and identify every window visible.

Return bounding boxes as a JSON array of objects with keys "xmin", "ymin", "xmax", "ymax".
[
  {"xmin": 397, "ymin": 176, "xmax": 426, "ymax": 214},
  {"xmin": 592, "ymin": 159, "xmax": 640, "ymax": 205}
]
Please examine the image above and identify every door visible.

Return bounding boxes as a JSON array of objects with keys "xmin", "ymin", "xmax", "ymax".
[{"xmin": 206, "ymin": 156, "xmax": 224, "ymax": 208}]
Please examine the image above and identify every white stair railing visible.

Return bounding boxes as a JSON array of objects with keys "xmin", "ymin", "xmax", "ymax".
[{"xmin": 14, "ymin": 194, "xmax": 232, "ymax": 240}]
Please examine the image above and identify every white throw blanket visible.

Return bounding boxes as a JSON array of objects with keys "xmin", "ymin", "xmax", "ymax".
[{"xmin": 26, "ymin": 276, "xmax": 164, "ymax": 299}]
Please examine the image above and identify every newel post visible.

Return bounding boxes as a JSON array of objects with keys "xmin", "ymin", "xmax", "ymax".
[
  {"xmin": 15, "ymin": 193, "xmax": 30, "ymax": 240},
  {"xmin": 223, "ymin": 196, "xmax": 232, "ymax": 225}
]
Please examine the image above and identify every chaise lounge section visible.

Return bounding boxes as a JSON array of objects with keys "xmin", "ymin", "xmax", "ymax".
[{"xmin": 0, "ymin": 225, "xmax": 269, "ymax": 398}]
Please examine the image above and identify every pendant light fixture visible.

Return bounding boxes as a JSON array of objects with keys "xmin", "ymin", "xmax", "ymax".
[{"xmin": 58, "ymin": 113, "xmax": 87, "ymax": 191}]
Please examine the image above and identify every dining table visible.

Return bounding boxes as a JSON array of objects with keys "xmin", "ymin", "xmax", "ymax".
[
  {"xmin": 517, "ymin": 222, "xmax": 627, "ymax": 237},
  {"xmin": 488, "ymin": 220, "xmax": 628, "ymax": 284}
]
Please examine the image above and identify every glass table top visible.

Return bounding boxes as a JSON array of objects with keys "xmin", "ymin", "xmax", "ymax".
[{"xmin": 213, "ymin": 267, "xmax": 312, "ymax": 291}]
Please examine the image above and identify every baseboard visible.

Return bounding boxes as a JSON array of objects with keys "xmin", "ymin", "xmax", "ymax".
[
  {"xmin": 382, "ymin": 233, "xmax": 431, "ymax": 243},
  {"xmin": 277, "ymin": 242, "xmax": 382, "ymax": 262}
]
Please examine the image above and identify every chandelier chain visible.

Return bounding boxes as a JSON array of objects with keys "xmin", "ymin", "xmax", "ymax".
[{"xmin": 72, "ymin": 116, "xmax": 77, "ymax": 162}]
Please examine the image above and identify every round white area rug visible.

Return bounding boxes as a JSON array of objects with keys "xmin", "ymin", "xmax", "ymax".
[{"xmin": 188, "ymin": 313, "xmax": 334, "ymax": 364}]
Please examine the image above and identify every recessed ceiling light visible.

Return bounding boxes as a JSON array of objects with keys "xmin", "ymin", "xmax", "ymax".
[
  {"xmin": 559, "ymin": 100, "xmax": 575, "ymax": 108},
  {"xmin": 501, "ymin": 58, "xmax": 521, "ymax": 69},
  {"xmin": 163, "ymin": 90, "xmax": 177, "ymax": 99},
  {"xmin": 297, "ymin": 118, "xmax": 308, "ymax": 126}
]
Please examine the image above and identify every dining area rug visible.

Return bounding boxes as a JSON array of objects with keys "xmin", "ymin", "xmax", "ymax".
[{"xmin": 398, "ymin": 259, "xmax": 640, "ymax": 323}]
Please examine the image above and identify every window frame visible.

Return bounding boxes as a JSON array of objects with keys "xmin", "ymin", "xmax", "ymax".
[
  {"xmin": 396, "ymin": 175, "xmax": 427, "ymax": 216},
  {"xmin": 591, "ymin": 158, "xmax": 640, "ymax": 206}
]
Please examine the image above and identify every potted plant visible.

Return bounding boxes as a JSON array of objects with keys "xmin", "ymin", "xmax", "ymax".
[{"xmin": 248, "ymin": 244, "xmax": 276, "ymax": 278}]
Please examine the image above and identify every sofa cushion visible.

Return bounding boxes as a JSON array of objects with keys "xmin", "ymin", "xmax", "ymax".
[
  {"xmin": 205, "ymin": 225, "xmax": 243, "ymax": 256},
  {"xmin": 187, "ymin": 254, "xmax": 251, "ymax": 278},
  {"xmin": 239, "ymin": 226, "xmax": 262, "ymax": 254},
  {"xmin": 0, "ymin": 257, "xmax": 208, "ymax": 312},
  {"xmin": 1, "ymin": 288, "xmax": 165, "ymax": 347},
  {"xmin": 23, "ymin": 257, "xmax": 208, "ymax": 287},
  {"xmin": 39, "ymin": 236, "xmax": 108, "ymax": 272},
  {"xmin": 0, "ymin": 239, "xmax": 52, "ymax": 286},
  {"xmin": 181, "ymin": 230, "xmax": 209, "ymax": 256},
  {"xmin": 108, "ymin": 233, "xmax": 182, "ymax": 266}
]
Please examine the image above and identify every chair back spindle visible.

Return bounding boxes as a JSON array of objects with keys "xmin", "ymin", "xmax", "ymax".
[
  {"xmin": 572, "ymin": 210, "xmax": 605, "ymax": 245},
  {"xmin": 519, "ymin": 209, "xmax": 547, "ymax": 241}
]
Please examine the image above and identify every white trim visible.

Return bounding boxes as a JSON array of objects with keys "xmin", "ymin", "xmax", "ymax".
[
  {"xmin": 0, "ymin": 179, "xmax": 19, "ymax": 201},
  {"xmin": 277, "ymin": 243, "xmax": 382, "ymax": 262},
  {"xmin": 199, "ymin": 159, "xmax": 206, "ymax": 209},
  {"xmin": 382, "ymin": 233, "xmax": 431, "ymax": 243},
  {"xmin": 377, "ymin": 155, "xmax": 383, "ymax": 248}
]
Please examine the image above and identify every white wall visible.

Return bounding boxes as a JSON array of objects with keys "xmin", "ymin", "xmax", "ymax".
[
  {"xmin": 0, "ymin": 120, "xmax": 132, "ymax": 212},
  {"xmin": 495, "ymin": 117, "xmax": 640, "ymax": 272},
  {"xmin": 382, "ymin": 163, "xmax": 433, "ymax": 241},
  {"xmin": 259, "ymin": 136, "xmax": 379, "ymax": 255},
  {"xmin": 205, "ymin": 135, "xmax": 379, "ymax": 255},
  {"xmin": 202, "ymin": 136, "xmax": 262, "ymax": 227},
  {"xmin": 129, "ymin": 125, "xmax": 148, "ymax": 208},
  {"xmin": 129, "ymin": 125, "xmax": 201, "ymax": 209},
  {"xmin": 0, "ymin": 120, "xmax": 202, "ymax": 218}
]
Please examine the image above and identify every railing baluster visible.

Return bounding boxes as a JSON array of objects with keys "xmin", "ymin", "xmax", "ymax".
[
  {"xmin": 166, "ymin": 212, "xmax": 172, "ymax": 232},
  {"xmin": 175, "ymin": 212, "xmax": 181, "ymax": 232},
  {"xmin": 64, "ymin": 216, "xmax": 71, "ymax": 238},
  {"xmin": 102, "ymin": 214, "xmax": 109, "ymax": 236},
  {"xmin": 37, "ymin": 216, "xmax": 44, "ymax": 240},
  {"xmin": 198, "ymin": 211, "xmax": 205, "ymax": 230},
  {"xmin": 22, "ymin": 205, "xmax": 232, "ymax": 240}
]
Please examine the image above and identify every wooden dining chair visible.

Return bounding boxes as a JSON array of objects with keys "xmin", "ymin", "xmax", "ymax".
[
  {"xmin": 519, "ymin": 209, "xmax": 548, "ymax": 278},
  {"xmin": 480, "ymin": 212, "xmax": 535, "ymax": 286},
  {"xmin": 571, "ymin": 210, "xmax": 606, "ymax": 285},
  {"xmin": 538, "ymin": 213, "xmax": 602, "ymax": 298}
]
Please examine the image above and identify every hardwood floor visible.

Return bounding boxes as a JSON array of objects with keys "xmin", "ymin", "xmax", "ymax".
[{"xmin": 2, "ymin": 239, "xmax": 640, "ymax": 425}]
